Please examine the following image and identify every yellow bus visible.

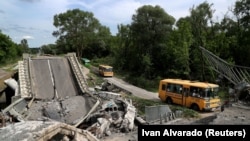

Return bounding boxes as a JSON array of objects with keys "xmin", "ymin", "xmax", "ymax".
[
  {"xmin": 158, "ymin": 79, "xmax": 221, "ymax": 111},
  {"xmin": 98, "ymin": 64, "xmax": 114, "ymax": 77}
]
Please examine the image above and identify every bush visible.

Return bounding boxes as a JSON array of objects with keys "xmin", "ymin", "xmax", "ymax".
[{"xmin": 124, "ymin": 75, "xmax": 159, "ymax": 92}]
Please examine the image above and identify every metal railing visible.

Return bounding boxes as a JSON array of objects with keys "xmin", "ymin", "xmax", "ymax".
[{"xmin": 199, "ymin": 46, "xmax": 250, "ymax": 86}]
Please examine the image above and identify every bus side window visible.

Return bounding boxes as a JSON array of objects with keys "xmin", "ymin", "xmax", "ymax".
[
  {"xmin": 173, "ymin": 86, "xmax": 177, "ymax": 93},
  {"xmin": 207, "ymin": 90, "xmax": 211, "ymax": 97},
  {"xmin": 166, "ymin": 85, "xmax": 170, "ymax": 91},
  {"xmin": 179, "ymin": 87, "xmax": 183, "ymax": 94},
  {"xmin": 200, "ymin": 90, "xmax": 205, "ymax": 97}
]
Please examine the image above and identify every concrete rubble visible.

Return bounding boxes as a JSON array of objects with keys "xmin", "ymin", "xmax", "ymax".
[
  {"xmin": 0, "ymin": 54, "xmax": 137, "ymax": 140},
  {"xmin": 0, "ymin": 121, "xmax": 99, "ymax": 141},
  {"xmin": 84, "ymin": 90, "xmax": 137, "ymax": 139},
  {"xmin": 0, "ymin": 83, "xmax": 137, "ymax": 141},
  {"xmin": 0, "ymin": 90, "xmax": 137, "ymax": 140}
]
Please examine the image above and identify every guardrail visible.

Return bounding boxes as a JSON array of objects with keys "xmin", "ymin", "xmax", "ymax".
[
  {"xmin": 66, "ymin": 53, "xmax": 88, "ymax": 94},
  {"xmin": 18, "ymin": 59, "xmax": 32, "ymax": 98},
  {"xmin": 66, "ymin": 53, "xmax": 102, "ymax": 127}
]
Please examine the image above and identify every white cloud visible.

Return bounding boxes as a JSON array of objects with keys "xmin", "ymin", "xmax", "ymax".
[
  {"xmin": 94, "ymin": 0, "xmax": 141, "ymax": 23},
  {"xmin": 22, "ymin": 35, "xmax": 34, "ymax": 40}
]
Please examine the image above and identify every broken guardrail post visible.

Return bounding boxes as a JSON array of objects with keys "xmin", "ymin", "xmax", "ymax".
[
  {"xmin": 164, "ymin": 112, "xmax": 168, "ymax": 122},
  {"xmin": 160, "ymin": 114, "xmax": 162, "ymax": 124},
  {"xmin": 135, "ymin": 116, "xmax": 148, "ymax": 125}
]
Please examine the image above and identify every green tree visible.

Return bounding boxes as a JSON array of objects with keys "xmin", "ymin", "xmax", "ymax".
[
  {"xmin": 0, "ymin": 31, "xmax": 20, "ymax": 64},
  {"xmin": 167, "ymin": 18, "xmax": 193, "ymax": 78},
  {"xmin": 20, "ymin": 39, "xmax": 30, "ymax": 53},
  {"xmin": 53, "ymin": 9, "xmax": 110, "ymax": 58},
  {"xmin": 83, "ymin": 26, "xmax": 112, "ymax": 59},
  {"xmin": 40, "ymin": 44, "xmax": 57, "ymax": 55},
  {"xmin": 211, "ymin": 17, "xmax": 237, "ymax": 63},
  {"xmin": 129, "ymin": 5, "xmax": 175, "ymax": 79},
  {"xmin": 188, "ymin": 2, "xmax": 216, "ymax": 81},
  {"xmin": 113, "ymin": 24, "xmax": 133, "ymax": 71},
  {"xmin": 232, "ymin": 0, "xmax": 250, "ymax": 66}
]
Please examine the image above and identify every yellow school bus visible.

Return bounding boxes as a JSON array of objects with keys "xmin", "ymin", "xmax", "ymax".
[
  {"xmin": 158, "ymin": 79, "xmax": 221, "ymax": 111},
  {"xmin": 98, "ymin": 64, "xmax": 114, "ymax": 77}
]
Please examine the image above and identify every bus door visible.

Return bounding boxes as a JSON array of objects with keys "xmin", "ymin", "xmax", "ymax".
[{"xmin": 182, "ymin": 87, "xmax": 189, "ymax": 107}]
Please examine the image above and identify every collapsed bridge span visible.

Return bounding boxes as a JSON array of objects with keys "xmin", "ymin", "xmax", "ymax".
[{"xmin": 2, "ymin": 53, "xmax": 99, "ymax": 125}]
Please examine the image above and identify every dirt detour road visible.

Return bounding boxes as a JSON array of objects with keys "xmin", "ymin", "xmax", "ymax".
[{"xmin": 104, "ymin": 77, "xmax": 159, "ymax": 101}]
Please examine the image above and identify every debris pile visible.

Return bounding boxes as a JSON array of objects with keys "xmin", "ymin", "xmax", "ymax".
[
  {"xmin": 82, "ymin": 91, "xmax": 136, "ymax": 139},
  {"xmin": 0, "ymin": 121, "xmax": 99, "ymax": 141}
]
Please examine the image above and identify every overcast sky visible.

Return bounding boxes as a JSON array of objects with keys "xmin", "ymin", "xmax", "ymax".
[{"xmin": 0, "ymin": 0, "xmax": 236, "ymax": 48}]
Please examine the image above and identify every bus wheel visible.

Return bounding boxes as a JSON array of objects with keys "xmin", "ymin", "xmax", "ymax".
[
  {"xmin": 191, "ymin": 104, "xmax": 199, "ymax": 111},
  {"xmin": 166, "ymin": 97, "xmax": 173, "ymax": 104}
]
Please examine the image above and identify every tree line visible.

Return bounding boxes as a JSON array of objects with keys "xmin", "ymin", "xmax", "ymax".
[
  {"xmin": 0, "ymin": 31, "xmax": 29, "ymax": 65},
  {"xmin": 1, "ymin": 0, "xmax": 249, "ymax": 85}
]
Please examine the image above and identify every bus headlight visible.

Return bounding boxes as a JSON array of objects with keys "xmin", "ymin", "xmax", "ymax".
[{"xmin": 218, "ymin": 101, "xmax": 221, "ymax": 106}]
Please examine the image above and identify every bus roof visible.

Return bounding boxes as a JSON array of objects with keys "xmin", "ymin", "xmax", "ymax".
[
  {"xmin": 99, "ymin": 64, "xmax": 113, "ymax": 68},
  {"xmin": 160, "ymin": 78, "xmax": 219, "ymax": 88}
]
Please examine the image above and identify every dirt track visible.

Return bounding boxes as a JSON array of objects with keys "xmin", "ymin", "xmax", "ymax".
[
  {"xmin": 104, "ymin": 77, "xmax": 159, "ymax": 101},
  {"xmin": 0, "ymin": 69, "xmax": 14, "ymax": 90}
]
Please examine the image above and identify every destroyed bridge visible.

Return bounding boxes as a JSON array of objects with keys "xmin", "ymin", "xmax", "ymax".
[{"xmin": 0, "ymin": 53, "xmax": 136, "ymax": 141}]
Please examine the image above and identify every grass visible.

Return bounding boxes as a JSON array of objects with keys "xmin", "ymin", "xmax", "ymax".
[
  {"xmin": 120, "ymin": 91, "xmax": 199, "ymax": 118},
  {"xmin": 86, "ymin": 72, "xmax": 104, "ymax": 87},
  {"xmin": 169, "ymin": 104, "xmax": 200, "ymax": 118}
]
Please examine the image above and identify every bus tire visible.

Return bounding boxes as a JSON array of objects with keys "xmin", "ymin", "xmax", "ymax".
[
  {"xmin": 191, "ymin": 104, "xmax": 199, "ymax": 111},
  {"xmin": 166, "ymin": 97, "xmax": 173, "ymax": 104}
]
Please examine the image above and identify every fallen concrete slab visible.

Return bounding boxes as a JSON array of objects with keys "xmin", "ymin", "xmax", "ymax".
[{"xmin": 0, "ymin": 121, "xmax": 99, "ymax": 141}]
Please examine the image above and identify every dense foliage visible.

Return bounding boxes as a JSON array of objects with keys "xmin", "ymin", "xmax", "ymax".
[
  {"xmin": 51, "ymin": 9, "xmax": 112, "ymax": 59},
  {"xmin": 0, "ymin": 31, "xmax": 28, "ymax": 65},
  {"xmin": 112, "ymin": 1, "xmax": 250, "ymax": 83},
  {"xmin": 1, "ymin": 0, "xmax": 250, "ymax": 87}
]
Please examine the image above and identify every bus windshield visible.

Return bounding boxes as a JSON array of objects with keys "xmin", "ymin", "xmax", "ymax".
[
  {"xmin": 205, "ymin": 87, "xmax": 219, "ymax": 98},
  {"xmin": 99, "ymin": 65, "xmax": 114, "ymax": 77},
  {"xmin": 103, "ymin": 67, "xmax": 112, "ymax": 72}
]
